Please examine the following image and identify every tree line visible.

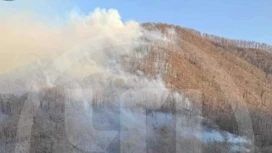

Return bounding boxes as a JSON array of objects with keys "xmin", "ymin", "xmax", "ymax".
[{"xmin": 186, "ymin": 28, "xmax": 272, "ymax": 52}]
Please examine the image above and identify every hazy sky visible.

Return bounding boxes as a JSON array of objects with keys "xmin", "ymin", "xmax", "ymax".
[{"xmin": 1, "ymin": 0, "xmax": 271, "ymax": 44}]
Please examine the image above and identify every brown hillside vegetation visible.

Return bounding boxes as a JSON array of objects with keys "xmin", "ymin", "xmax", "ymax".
[{"xmin": 139, "ymin": 23, "xmax": 272, "ymax": 148}]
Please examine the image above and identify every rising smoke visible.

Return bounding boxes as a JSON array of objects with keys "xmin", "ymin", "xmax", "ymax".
[
  {"xmin": 0, "ymin": 8, "xmax": 250, "ymax": 153},
  {"xmin": 1, "ymin": 8, "xmax": 191, "ymax": 153}
]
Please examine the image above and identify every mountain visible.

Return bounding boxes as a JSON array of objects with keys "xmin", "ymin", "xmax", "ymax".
[
  {"xmin": 139, "ymin": 23, "xmax": 272, "ymax": 151},
  {"xmin": 0, "ymin": 22, "xmax": 271, "ymax": 153}
]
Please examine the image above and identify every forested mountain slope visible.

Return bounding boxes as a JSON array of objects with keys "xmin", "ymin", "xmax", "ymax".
[
  {"xmin": 0, "ymin": 22, "xmax": 271, "ymax": 153},
  {"xmin": 140, "ymin": 23, "xmax": 272, "ymax": 149}
]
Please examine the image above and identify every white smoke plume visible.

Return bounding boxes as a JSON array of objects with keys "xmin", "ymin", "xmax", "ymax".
[
  {"xmin": 1, "ymin": 7, "xmax": 191, "ymax": 153},
  {"xmin": 0, "ymin": 7, "xmax": 250, "ymax": 153},
  {"xmin": 0, "ymin": 8, "xmax": 161, "ymax": 93}
]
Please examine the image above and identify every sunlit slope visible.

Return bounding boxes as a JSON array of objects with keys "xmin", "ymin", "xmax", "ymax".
[{"xmin": 141, "ymin": 23, "xmax": 272, "ymax": 146}]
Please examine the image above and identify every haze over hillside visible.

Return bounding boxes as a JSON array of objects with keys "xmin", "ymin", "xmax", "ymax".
[{"xmin": 0, "ymin": 7, "xmax": 272, "ymax": 153}]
